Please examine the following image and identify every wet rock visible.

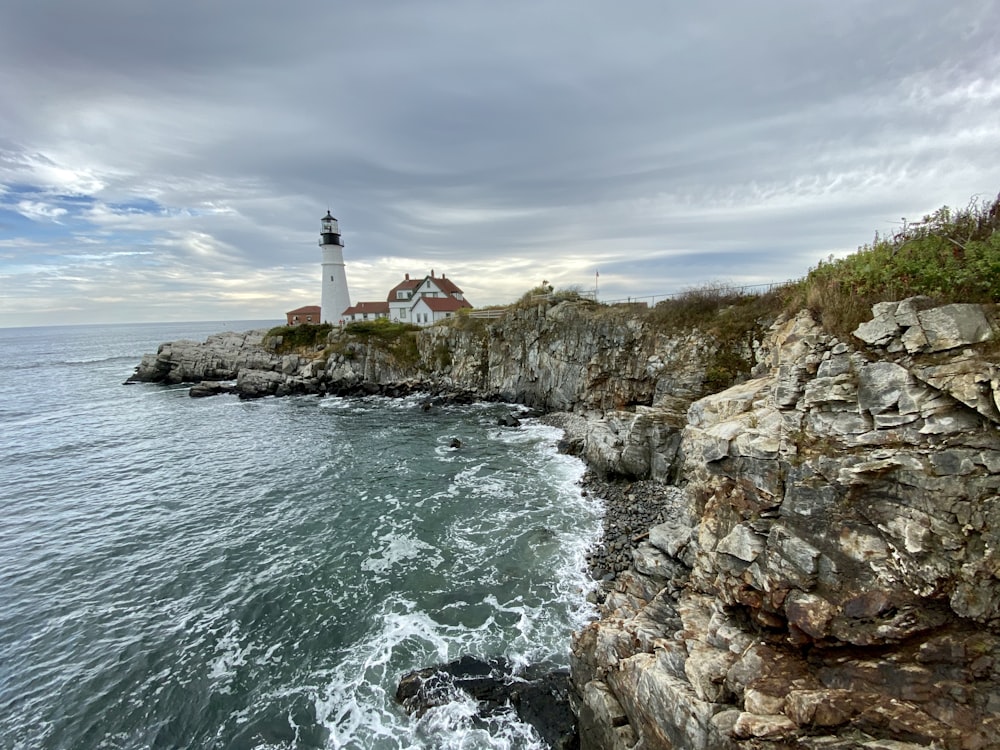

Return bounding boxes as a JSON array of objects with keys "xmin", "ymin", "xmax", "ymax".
[
  {"xmin": 188, "ymin": 381, "xmax": 235, "ymax": 398},
  {"xmin": 396, "ymin": 656, "xmax": 578, "ymax": 749}
]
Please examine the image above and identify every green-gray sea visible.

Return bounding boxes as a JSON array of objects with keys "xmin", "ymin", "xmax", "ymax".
[{"xmin": 0, "ymin": 321, "xmax": 601, "ymax": 749}]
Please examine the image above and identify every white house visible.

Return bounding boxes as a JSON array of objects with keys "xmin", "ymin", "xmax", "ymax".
[
  {"xmin": 409, "ymin": 294, "xmax": 472, "ymax": 325},
  {"xmin": 347, "ymin": 270, "xmax": 471, "ymax": 327},
  {"xmin": 341, "ymin": 301, "xmax": 389, "ymax": 323},
  {"xmin": 396, "ymin": 271, "xmax": 470, "ymax": 325},
  {"xmin": 386, "ymin": 274, "xmax": 424, "ymax": 322}
]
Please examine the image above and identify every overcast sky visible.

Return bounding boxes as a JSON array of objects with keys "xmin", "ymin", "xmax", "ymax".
[{"xmin": 1, "ymin": 1, "xmax": 999, "ymax": 327}]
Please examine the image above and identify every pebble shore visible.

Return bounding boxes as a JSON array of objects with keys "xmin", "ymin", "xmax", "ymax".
[
  {"xmin": 539, "ymin": 412, "xmax": 686, "ymax": 583},
  {"xmin": 579, "ymin": 473, "xmax": 685, "ymax": 581}
]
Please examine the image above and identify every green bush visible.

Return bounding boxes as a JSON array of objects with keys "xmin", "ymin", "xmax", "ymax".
[
  {"xmin": 341, "ymin": 318, "xmax": 422, "ymax": 367},
  {"xmin": 343, "ymin": 318, "xmax": 420, "ymax": 341},
  {"xmin": 789, "ymin": 193, "xmax": 1000, "ymax": 338},
  {"xmin": 645, "ymin": 285, "xmax": 790, "ymax": 391},
  {"xmin": 646, "ymin": 285, "xmax": 788, "ymax": 336},
  {"xmin": 265, "ymin": 323, "xmax": 333, "ymax": 353}
]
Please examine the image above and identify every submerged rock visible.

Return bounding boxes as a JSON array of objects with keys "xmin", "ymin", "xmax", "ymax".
[
  {"xmin": 188, "ymin": 381, "xmax": 235, "ymax": 398},
  {"xmin": 396, "ymin": 656, "xmax": 578, "ymax": 749},
  {"xmin": 497, "ymin": 412, "xmax": 521, "ymax": 427}
]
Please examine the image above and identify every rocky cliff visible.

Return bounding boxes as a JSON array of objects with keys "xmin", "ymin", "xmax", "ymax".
[
  {"xmin": 571, "ymin": 298, "xmax": 1000, "ymax": 750},
  {"xmin": 128, "ymin": 297, "xmax": 1000, "ymax": 748}
]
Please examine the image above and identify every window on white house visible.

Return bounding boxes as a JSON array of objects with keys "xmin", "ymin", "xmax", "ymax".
[{"xmin": 399, "ymin": 309, "xmax": 407, "ymax": 319}]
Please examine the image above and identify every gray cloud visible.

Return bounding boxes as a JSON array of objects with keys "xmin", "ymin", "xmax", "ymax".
[{"xmin": 1, "ymin": 0, "xmax": 999, "ymax": 325}]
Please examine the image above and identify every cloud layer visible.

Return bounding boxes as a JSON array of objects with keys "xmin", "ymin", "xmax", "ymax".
[{"xmin": 2, "ymin": 1, "xmax": 999, "ymax": 325}]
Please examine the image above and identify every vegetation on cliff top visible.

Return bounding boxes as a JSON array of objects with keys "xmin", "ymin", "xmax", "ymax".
[
  {"xmin": 638, "ymin": 192, "xmax": 1000, "ymax": 386},
  {"xmin": 340, "ymin": 319, "xmax": 422, "ymax": 366},
  {"xmin": 265, "ymin": 323, "xmax": 332, "ymax": 354},
  {"xmin": 791, "ymin": 193, "xmax": 1000, "ymax": 337},
  {"xmin": 645, "ymin": 192, "xmax": 1000, "ymax": 341},
  {"xmin": 343, "ymin": 319, "xmax": 420, "ymax": 341}
]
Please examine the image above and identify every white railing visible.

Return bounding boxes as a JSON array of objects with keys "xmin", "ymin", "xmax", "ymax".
[{"xmin": 467, "ymin": 308, "xmax": 508, "ymax": 319}]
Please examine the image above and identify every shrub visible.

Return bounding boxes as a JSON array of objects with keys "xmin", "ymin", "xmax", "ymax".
[
  {"xmin": 645, "ymin": 284, "xmax": 790, "ymax": 390},
  {"xmin": 788, "ymin": 193, "xmax": 1000, "ymax": 338},
  {"xmin": 646, "ymin": 284, "xmax": 788, "ymax": 335},
  {"xmin": 343, "ymin": 318, "xmax": 420, "ymax": 341},
  {"xmin": 265, "ymin": 323, "xmax": 333, "ymax": 353},
  {"xmin": 341, "ymin": 318, "xmax": 422, "ymax": 367}
]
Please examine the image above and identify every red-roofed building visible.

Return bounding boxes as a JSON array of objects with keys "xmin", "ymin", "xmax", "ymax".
[
  {"xmin": 344, "ymin": 270, "xmax": 472, "ymax": 327},
  {"xmin": 342, "ymin": 300, "xmax": 390, "ymax": 323},
  {"xmin": 387, "ymin": 273, "xmax": 424, "ymax": 322},
  {"xmin": 286, "ymin": 305, "xmax": 321, "ymax": 326},
  {"xmin": 410, "ymin": 293, "xmax": 473, "ymax": 325}
]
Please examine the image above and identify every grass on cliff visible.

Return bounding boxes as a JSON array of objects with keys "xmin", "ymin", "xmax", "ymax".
[
  {"xmin": 644, "ymin": 193, "xmax": 1000, "ymax": 347},
  {"xmin": 646, "ymin": 285, "xmax": 790, "ymax": 388},
  {"xmin": 788, "ymin": 193, "xmax": 1000, "ymax": 338},
  {"xmin": 343, "ymin": 319, "xmax": 420, "ymax": 340},
  {"xmin": 265, "ymin": 323, "xmax": 333, "ymax": 354},
  {"xmin": 341, "ymin": 319, "xmax": 422, "ymax": 366}
]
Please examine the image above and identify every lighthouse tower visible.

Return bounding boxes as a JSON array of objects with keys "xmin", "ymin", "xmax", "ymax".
[{"xmin": 319, "ymin": 210, "xmax": 351, "ymax": 324}]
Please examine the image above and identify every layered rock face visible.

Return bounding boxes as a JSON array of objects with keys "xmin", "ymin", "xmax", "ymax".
[
  {"xmin": 127, "ymin": 302, "xmax": 724, "ymax": 416},
  {"xmin": 572, "ymin": 300, "xmax": 1000, "ymax": 749},
  {"xmin": 128, "ymin": 330, "xmax": 275, "ymax": 385}
]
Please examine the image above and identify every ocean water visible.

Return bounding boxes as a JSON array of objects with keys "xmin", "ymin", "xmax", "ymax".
[{"xmin": 0, "ymin": 322, "xmax": 602, "ymax": 750}]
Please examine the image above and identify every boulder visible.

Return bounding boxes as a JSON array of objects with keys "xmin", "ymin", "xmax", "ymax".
[
  {"xmin": 396, "ymin": 656, "xmax": 577, "ymax": 749},
  {"xmin": 188, "ymin": 381, "xmax": 235, "ymax": 398}
]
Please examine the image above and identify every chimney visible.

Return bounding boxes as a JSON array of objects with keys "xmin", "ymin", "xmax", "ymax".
[
  {"xmin": 431, "ymin": 269, "xmax": 435, "ymax": 277},
  {"xmin": 405, "ymin": 273, "xmax": 409, "ymax": 280},
  {"xmin": 442, "ymin": 273, "xmax": 446, "ymax": 279}
]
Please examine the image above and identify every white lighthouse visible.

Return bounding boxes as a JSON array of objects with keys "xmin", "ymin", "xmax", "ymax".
[{"xmin": 319, "ymin": 210, "xmax": 351, "ymax": 324}]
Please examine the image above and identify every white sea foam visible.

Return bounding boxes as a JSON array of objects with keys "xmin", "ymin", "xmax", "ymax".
[
  {"xmin": 208, "ymin": 622, "xmax": 252, "ymax": 692},
  {"xmin": 309, "ymin": 595, "xmax": 559, "ymax": 749},
  {"xmin": 362, "ymin": 532, "xmax": 443, "ymax": 574}
]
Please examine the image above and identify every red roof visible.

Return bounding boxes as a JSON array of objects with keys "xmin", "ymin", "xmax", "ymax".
[
  {"xmin": 342, "ymin": 301, "xmax": 390, "ymax": 316},
  {"xmin": 386, "ymin": 275, "xmax": 422, "ymax": 302},
  {"xmin": 287, "ymin": 305, "xmax": 321, "ymax": 316},
  {"xmin": 430, "ymin": 275, "xmax": 464, "ymax": 295},
  {"xmin": 417, "ymin": 296, "xmax": 473, "ymax": 313}
]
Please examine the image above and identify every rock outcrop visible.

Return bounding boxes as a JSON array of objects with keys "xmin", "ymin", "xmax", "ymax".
[
  {"xmin": 396, "ymin": 656, "xmax": 578, "ymax": 749},
  {"xmin": 128, "ymin": 329, "xmax": 275, "ymax": 385},
  {"xmin": 126, "ymin": 301, "xmax": 727, "ymax": 411},
  {"xmin": 571, "ymin": 301, "xmax": 1000, "ymax": 749}
]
